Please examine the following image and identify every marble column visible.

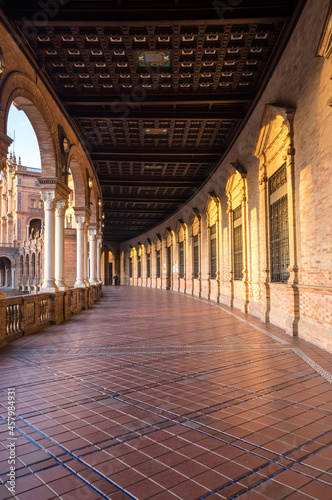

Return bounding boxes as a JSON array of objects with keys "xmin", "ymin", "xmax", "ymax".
[
  {"xmin": 88, "ymin": 226, "xmax": 98, "ymax": 286},
  {"xmin": 96, "ymin": 234, "xmax": 102, "ymax": 284},
  {"xmin": 5, "ymin": 268, "xmax": 9, "ymax": 288},
  {"xmin": 83, "ymin": 222, "xmax": 90, "ymax": 286},
  {"xmin": 11, "ymin": 268, "xmax": 15, "ymax": 289},
  {"xmin": 40, "ymin": 190, "xmax": 58, "ymax": 293},
  {"xmin": 74, "ymin": 215, "xmax": 86, "ymax": 288},
  {"xmin": 55, "ymin": 198, "xmax": 68, "ymax": 291}
]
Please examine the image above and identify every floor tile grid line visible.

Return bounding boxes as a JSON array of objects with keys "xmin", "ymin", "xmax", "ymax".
[
  {"xmin": 1, "ymin": 419, "xmax": 332, "ymax": 500},
  {"xmin": 7, "ymin": 343, "xmax": 284, "ymax": 351},
  {"xmin": 9, "ymin": 353, "xmax": 331, "ymax": 467},
  {"xmin": 3, "ymin": 350, "xmax": 330, "ymax": 440},
  {"xmin": 182, "ymin": 293, "xmax": 289, "ymax": 344},
  {"xmin": 293, "ymin": 348, "xmax": 332, "ymax": 384},
  {"xmin": 2, "ymin": 392, "xmax": 331, "ymax": 489},
  {"xmin": 19, "ymin": 364, "xmax": 330, "ymax": 470},
  {"xmin": 0, "ymin": 378, "xmax": 299, "ymax": 479},
  {"xmin": 4, "ymin": 406, "xmax": 332, "ymax": 500},
  {"xmin": 0, "ymin": 348, "xmax": 294, "ymax": 399},
  {"xmin": 102, "ymin": 348, "xmax": 312, "ymax": 384},
  {"xmin": 197, "ymin": 428, "xmax": 332, "ymax": 499},
  {"xmin": 0, "ymin": 411, "xmax": 137, "ymax": 500},
  {"xmin": 202, "ymin": 434, "xmax": 332, "ymax": 500}
]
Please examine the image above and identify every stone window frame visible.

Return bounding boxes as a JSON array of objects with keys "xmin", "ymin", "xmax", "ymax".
[
  {"xmin": 205, "ymin": 193, "xmax": 220, "ymax": 282},
  {"xmin": 225, "ymin": 162, "xmax": 248, "ymax": 284},
  {"xmin": 163, "ymin": 227, "xmax": 175, "ymax": 290},
  {"xmin": 153, "ymin": 233, "xmax": 162, "ymax": 280},
  {"xmin": 175, "ymin": 219, "xmax": 187, "ymax": 280},
  {"xmin": 145, "ymin": 238, "xmax": 151, "ymax": 279},
  {"xmin": 253, "ymin": 104, "xmax": 297, "ymax": 287},
  {"xmin": 189, "ymin": 208, "xmax": 202, "ymax": 281},
  {"xmin": 136, "ymin": 243, "xmax": 144, "ymax": 279}
]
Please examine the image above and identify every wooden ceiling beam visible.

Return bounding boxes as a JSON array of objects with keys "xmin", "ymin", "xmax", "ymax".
[
  {"xmin": 100, "ymin": 178, "xmax": 203, "ymax": 187},
  {"xmin": 72, "ymin": 110, "xmax": 244, "ymax": 120},
  {"xmin": 104, "ymin": 208, "xmax": 170, "ymax": 214},
  {"xmin": 91, "ymin": 149, "xmax": 222, "ymax": 157},
  {"xmin": 103, "ymin": 197, "xmax": 187, "ymax": 203},
  {"xmin": 64, "ymin": 95, "xmax": 254, "ymax": 106}
]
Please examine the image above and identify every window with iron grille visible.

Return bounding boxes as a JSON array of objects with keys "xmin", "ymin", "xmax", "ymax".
[
  {"xmin": 146, "ymin": 253, "xmax": 150, "ymax": 278},
  {"xmin": 210, "ymin": 223, "xmax": 217, "ymax": 279},
  {"xmin": 233, "ymin": 205, "xmax": 243, "ymax": 280},
  {"xmin": 156, "ymin": 250, "xmax": 161, "ymax": 278},
  {"xmin": 137, "ymin": 255, "xmax": 141, "ymax": 278},
  {"xmin": 193, "ymin": 234, "xmax": 199, "ymax": 279},
  {"xmin": 129, "ymin": 257, "xmax": 132, "ymax": 278},
  {"xmin": 179, "ymin": 241, "xmax": 184, "ymax": 278},
  {"xmin": 269, "ymin": 164, "xmax": 290, "ymax": 283}
]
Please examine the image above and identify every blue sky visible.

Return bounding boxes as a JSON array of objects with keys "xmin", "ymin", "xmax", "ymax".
[{"xmin": 7, "ymin": 104, "xmax": 41, "ymax": 169}]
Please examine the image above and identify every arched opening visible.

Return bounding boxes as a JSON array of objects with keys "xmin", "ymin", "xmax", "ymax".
[
  {"xmin": 37, "ymin": 252, "xmax": 41, "ymax": 286},
  {"xmin": 7, "ymin": 102, "xmax": 41, "ymax": 169},
  {"xmin": 29, "ymin": 219, "xmax": 42, "ymax": 239},
  {"xmin": 31, "ymin": 253, "xmax": 36, "ymax": 284},
  {"xmin": 19, "ymin": 255, "xmax": 23, "ymax": 287},
  {"xmin": 25, "ymin": 254, "xmax": 29, "ymax": 287},
  {"xmin": 0, "ymin": 257, "xmax": 12, "ymax": 288}
]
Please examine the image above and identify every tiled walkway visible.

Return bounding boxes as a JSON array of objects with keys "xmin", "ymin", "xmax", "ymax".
[{"xmin": 1, "ymin": 287, "xmax": 332, "ymax": 500}]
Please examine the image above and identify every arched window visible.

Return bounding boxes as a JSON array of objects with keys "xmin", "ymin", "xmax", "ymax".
[
  {"xmin": 25, "ymin": 254, "xmax": 29, "ymax": 284},
  {"xmin": 31, "ymin": 254, "xmax": 36, "ymax": 284}
]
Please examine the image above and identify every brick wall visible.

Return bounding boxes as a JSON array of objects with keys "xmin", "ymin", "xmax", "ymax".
[{"xmin": 120, "ymin": 0, "xmax": 332, "ymax": 353}]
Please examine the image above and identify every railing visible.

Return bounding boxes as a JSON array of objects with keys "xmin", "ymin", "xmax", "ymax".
[
  {"xmin": 6, "ymin": 299, "xmax": 23, "ymax": 339},
  {"xmin": 0, "ymin": 284, "xmax": 102, "ymax": 347}
]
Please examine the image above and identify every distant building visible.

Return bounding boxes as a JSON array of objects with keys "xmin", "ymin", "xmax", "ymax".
[{"xmin": 0, "ymin": 154, "xmax": 44, "ymax": 292}]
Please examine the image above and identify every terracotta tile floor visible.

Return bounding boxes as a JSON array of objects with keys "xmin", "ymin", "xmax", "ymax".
[{"xmin": 0, "ymin": 286, "xmax": 332, "ymax": 499}]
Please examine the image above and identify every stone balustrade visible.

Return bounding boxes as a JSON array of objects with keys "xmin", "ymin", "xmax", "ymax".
[{"xmin": 0, "ymin": 285, "xmax": 102, "ymax": 347}]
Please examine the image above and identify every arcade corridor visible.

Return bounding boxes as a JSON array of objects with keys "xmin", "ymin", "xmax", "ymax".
[{"xmin": 0, "ymin": 287, "xmax": 332, "ymax": 499}]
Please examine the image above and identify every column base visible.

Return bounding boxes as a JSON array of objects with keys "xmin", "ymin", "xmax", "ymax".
[
  {"xmin": 89, "ymin": 279, "xmax": 98, "ymax": 286},
  {"xmin": 40, "ymin": 281, "xmax": 59, "ymax": 293},
  {"xmin": 57, "ymin": 285, "xmax": 68, "ymax": 291},
  {"xmin": 74, "ymin": 279, "xmax": 87, "ymax": 289}
]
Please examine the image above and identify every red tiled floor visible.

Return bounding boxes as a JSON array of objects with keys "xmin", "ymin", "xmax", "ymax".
[{"xmin": 0, "ymin": 286, "xmax": 332, "ymax": 499}]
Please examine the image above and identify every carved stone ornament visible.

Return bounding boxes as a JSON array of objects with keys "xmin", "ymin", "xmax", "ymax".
[{"xmin": 316, "ymin": 1, "xmax": 332, "ymax": 59}]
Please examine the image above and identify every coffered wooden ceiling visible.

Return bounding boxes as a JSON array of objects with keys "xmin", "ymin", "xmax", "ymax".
[{"xmin": 1, "ymin": 0, "xmax": 306, "ymax": 242}]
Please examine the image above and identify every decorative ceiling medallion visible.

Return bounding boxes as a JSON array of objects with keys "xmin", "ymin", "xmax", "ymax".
[
  {"xmin": 0, "ymin": 47, "xmax": 5, "ymax": 75},
  {"xmin": 145, "ymin": 128, "xmax": 168, "ymax": 136},
  {"xmin": 137, "ymin": 51, "xmax": 171, "ymax": 67}
]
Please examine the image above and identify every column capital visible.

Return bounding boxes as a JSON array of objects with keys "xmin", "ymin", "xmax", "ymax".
[
  {"xmin": 88, "ymin": 222, "xmax": 98, "ymax": 237},
  {"xmin": 56, "ymin": 198, "xmax": 68, "ymax": 216},
  {"xmin": 41, "ymin": 190, "xmax": 57, "ymax": 210},
  {"xmin": 75, "ymin": 216, "xmax": 86, "ymax": 229}
]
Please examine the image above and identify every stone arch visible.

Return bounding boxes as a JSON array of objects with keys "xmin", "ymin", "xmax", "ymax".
[
  {"xmin": 1, "ymin": 72, "xmax": 60, "ymax": 178},
  {"xmin": 25, "ymin": 253, "xmax": 29, "ymax": 284},
  {"xmin": 89, "ymin": 187, "xmax": 99, "ymax": 224},
  {"xmin": 0, "ymin": 256, "xmax": 12, "ymax": 288},
  {"xmin": 31, "ymin": 253, "xmax": 36, "ymax": 283},
  {"xmin": 0, "ymin": 254, "xmax": 15, "ymax": 266},
  {"xmin": 67, "ymin": 146, "xmax": 88, "ymax": 207}
]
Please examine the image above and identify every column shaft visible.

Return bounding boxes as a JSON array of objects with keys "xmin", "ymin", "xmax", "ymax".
[
  {"xmin": 89, "ymin": 227, "xmax": 98, "ymax": 286},
  {"xmin": 74, "ymin": 216, "xmax": 86, "ymax": 288},
  {"xmin": 55, "ymin": 198, "xmax": 68, "ymax": 291},
  {"xmin": 40, "ymin": 191, "xmax": 58, "ymax": 293}
]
